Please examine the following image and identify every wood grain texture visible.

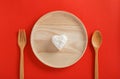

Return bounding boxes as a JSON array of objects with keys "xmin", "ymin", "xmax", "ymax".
[{"xmin": 31, "ymin": 11, "xmax": 88, "ymax": 68}]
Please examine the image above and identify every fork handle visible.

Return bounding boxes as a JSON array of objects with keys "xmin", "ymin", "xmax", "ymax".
[{"xmin": 20, "ymin": 48, "xmax": 24, "ymax": 79}]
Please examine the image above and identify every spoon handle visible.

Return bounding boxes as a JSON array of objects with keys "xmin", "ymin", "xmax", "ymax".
[{"xmin": 95, "ymin": 49, "xmax": 98, "ymax": 79}]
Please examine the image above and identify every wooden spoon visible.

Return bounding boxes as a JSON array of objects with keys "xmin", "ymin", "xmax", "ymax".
[{"xmin": 91, "ymin": 30, "xmax": 102, "ymax": 79}]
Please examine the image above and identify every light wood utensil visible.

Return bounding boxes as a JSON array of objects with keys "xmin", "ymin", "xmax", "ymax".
[
  {"xmin": 18, "ymin": 29, "xmax": 27, "ymax": 79},
  {"xmin": 91, "ymin": 30, "xmax": 102, "ymax": 79}
]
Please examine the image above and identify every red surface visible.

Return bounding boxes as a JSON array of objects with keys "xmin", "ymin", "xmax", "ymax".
[{"xmin": 0, "ymin": 0, "xmax": 120, "ymax": 79}]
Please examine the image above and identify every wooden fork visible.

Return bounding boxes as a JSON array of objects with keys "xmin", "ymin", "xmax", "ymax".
[{"xmin": 18, "ymin": 29, "xmax": 27, "ymax": 79}]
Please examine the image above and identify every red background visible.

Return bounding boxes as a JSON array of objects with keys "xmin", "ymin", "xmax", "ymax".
[{"xmin": 0, "ymin": 0, "xmax": 120, "ymax": 79}]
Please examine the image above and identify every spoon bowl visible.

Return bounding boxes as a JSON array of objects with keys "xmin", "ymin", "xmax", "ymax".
[{"xmin": 92, "ymin": 30, "xmax": 102, "ymax": 49}]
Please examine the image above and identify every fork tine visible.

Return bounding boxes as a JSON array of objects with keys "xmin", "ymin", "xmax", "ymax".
[
  {"xmin": 20, "ymin": 29, "xmax": 22, "ymax": 41},
  {"xmin": 20, "ymin": 29, "xmax": 23, "ymax": 42},
  {"xmin": 22, "ymin": 29, "xmax": 26, "ymax": 42},
  {"xmin": 21, "ymin": 29, "xmax": 26, "ymax": 43},
  {"xmin": 18, "ymin": 29, "xmax": 21, "ymax": 42}
]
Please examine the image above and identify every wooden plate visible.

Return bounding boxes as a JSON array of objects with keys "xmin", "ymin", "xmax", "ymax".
[{"xmin": 30, "ymin": 11, "xmax": 88, "ymax": 68}]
